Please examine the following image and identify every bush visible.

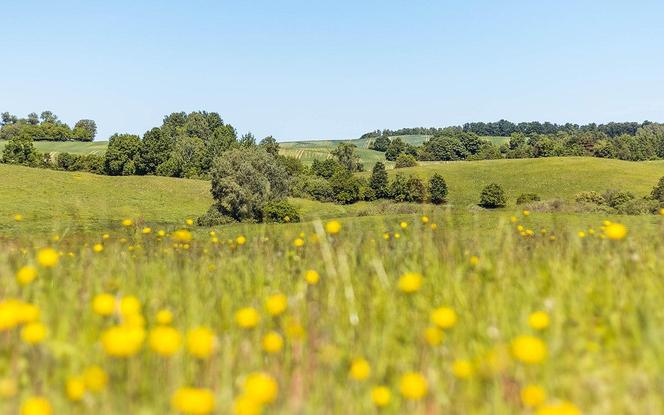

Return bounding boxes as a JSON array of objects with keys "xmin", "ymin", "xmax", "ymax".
[
  {"xmin": 615, "ymin": 198, "xmax": 659, "ymax": 215},
  {"xmin": 291, "ymin": 175, "xmax": 334, "ymax": 202},
  {"xmin": 56, "ymin": 152, "xmax": 80, "ymax": 170},
  {"xmin": 394, "ymin": 153, "xmax": 417, "ymax": 168},
  {"xmin": 369, "ymin": 161, "xmax": 389, "ymax": 199},
  {"xmin": 311, "ymin": 158, "xmax": 341, "ymax": 179},
  {"xmin": 405, "ymin": 177, "xmax": 426, "ymax": 203},
  {"xmin": 262, "ymin": 200, "xmax": 301, "ymax": 223},
  {"xmin": 516, "ymin": 193, "xmax": 541, "ymax": 205},
  {"xmin": 651, "ymin": 176, "xmax": 664, "ymax": 202},
  {"xmin": 429, "ymin": 173, "xmax": 448, "ymax": 204},
  {"xmin": 602, "ymin": 189, "xmax": 635, "ymax": 209},
  {"xmin": 330, "ymin": 168, "xmax": 360, "ymax": 204},
  {"xmin": 388, "ymin": 174, "xmax": 409, "ymax": 202},
  {"xmin": 104, "ymin": 133, "xmax": 141, "ymax": 176},
  {"xmin": 196, "ymin": 205, "xmax": 236, "ymax": 226},
  {"xmin": 479, "ymin": 183, "xmax": 507, "ymax": 208},
  {"xmin": 575, "ymin": 191, "xmax": 605, "ymax": 205},
  {"xmin": 1, "ymin": 135, "xmax": 40, "ymax": 166}
]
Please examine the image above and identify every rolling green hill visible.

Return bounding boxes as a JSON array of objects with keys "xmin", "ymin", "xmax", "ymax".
[
  {"xmin": 0, "ymin": 140, "xmax": 108, "ymax": 155},
  {"xmin": 1, "ymin": 157, "xmax": 662, "ymax": 234}
]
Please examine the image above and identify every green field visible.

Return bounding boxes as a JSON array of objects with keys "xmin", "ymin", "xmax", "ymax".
[{"xmin": 0, "ymin": 140, "xmax": 108, "ymax": 155}]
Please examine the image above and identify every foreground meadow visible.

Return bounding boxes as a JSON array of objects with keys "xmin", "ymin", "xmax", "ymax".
[{"xmin": 1, "ymin": 211, "xmax": 664, "ymax": 415}]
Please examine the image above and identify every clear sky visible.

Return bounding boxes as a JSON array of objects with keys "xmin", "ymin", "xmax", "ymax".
[{"xmin": 1, "ymin": 0, "xmax": 663, "ymax": 141}]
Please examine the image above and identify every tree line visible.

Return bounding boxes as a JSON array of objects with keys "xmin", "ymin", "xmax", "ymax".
[
  {"xmin": 361, "ymin": 120, "xmax": 654, "ymax": 139},
  {"xmin": 0, "ymin": 111, "xmax": 96, "ymax": 141}
]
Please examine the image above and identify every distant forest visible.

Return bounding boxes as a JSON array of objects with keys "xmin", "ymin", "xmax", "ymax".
[
  {"xmin": 360, "ymin": 120, "xmax": 653, "ymax": 139},
  {"xmin": 0, "ymin": 111, "xmax": 97, "ymax": 141}
]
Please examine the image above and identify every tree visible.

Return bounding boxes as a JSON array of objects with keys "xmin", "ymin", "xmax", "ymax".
[
  {"xmin": 385, "ymin": 137, "xmax": 406, "ymax": 161},
  {"xmin": 1, "ymin": 135, "xmax": 39, "ymax": 165},
  {"xmin": 395, "ymin": 153, "xmax": 417, "ymax": 168},
  {"xmin": 369, "ymin": 162, "xmax": 389, "ymax": 199},
  {"xmin": 209, "ymin": 147, "xmax": 289, "ymax": 222},
  {"xmin": 479, "ymin": 183, "xmax": 507, "ymax": 208},
  {"xmin": 388, "ymin": 174, "xmax": 409, "ymax": 202},
  {"xmin": 138, "ymin": 127, "xmax": 173, "ymax": 175},
  {"xmin": 40, "ymin": 111, "xmax": 59, "ymax": 124},
  {"xmin": 104, "ymin": 133, "xmax": 141, "ymax": 176},
  {"xmin": 330, "ymin": 167, "xmax": 361, "ymax": 204},
  {"xmin": 311, "ymin": 158, "xmax": 341, "ymax": 179},
  {"xmin": 331, "ymin": 143, "xmax": 363, "ymax": 172},
  {"xmin": 239, "ymin": 132, "xmax": 256, "ymax": 147},
  {"xmin": 421, "ymin": 135, "xmax": 468, "ymax": 161},
  {"xmin": 370, "ymin": 135, "xmax": 391, "ymax": 152},
  {"xmin": 406, "ymin": 176, "xmax": 426, "ymax": 203},
  {"xmin": 259, "ymin": 136, "xmax": 280, "ymax": 156},
  {"xmin": 1, "ymin": 112, "xmax": 18, "ymax": 126},
  {"xmin": 165, "ymin": 136, "xmax": 207, "ymax": 178},
  {"xmin": 429, "ymin": 174, "xmax": 448, "ymax": 204},
  {"xmin": 27, "ymin": 113, "xmax": 39, "ymax": 125},
  {"xmin": 650, "ymin": 177, "xmax": 664, "ymax": 203},
  {"xmin": 73, "ymin": 119, "xmax": 97, "ymax": 141},
  {"xmin": 458, "ymin": 132, "xmax": 483, "ymax": 155}
]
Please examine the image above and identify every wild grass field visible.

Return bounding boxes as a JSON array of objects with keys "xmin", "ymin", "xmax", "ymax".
[
  {"xmin": 0, "ymin": 140, "xmax": 108, "ymax": 155},
  {"xmin": 1, "ymin": 159, "xmax": 664, "ymax": 415}
]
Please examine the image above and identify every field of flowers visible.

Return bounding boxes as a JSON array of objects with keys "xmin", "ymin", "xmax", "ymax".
[{"xmin": 1, "ymin": 211, "xmax": 664, "ymax": 415}]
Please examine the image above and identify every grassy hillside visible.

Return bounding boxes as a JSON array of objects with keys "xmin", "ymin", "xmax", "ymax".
[
  {"xmin": 2, "ymin": 157, "xmax": 661, "ymax": 233},
  {"xmin": 382, "ymin": 157, "xmax": 664, "ymax": 206},
  {"xmin": 0, "ymin": 140, "xmax": 108, "ymax": 155}
]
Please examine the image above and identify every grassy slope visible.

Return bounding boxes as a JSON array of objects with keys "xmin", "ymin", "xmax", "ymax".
[
  {"xmin": 0, "ymin": 140, "xmax": 108, "ymax": 155},
  {"xmin": 2, "ymin": 157, "xmax": 661, "ymax": 233}
]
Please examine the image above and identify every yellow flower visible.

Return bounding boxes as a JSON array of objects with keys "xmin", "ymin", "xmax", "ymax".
[
  {"xmin": 66, "ymin": 376, "xmax": 86, "ymax": 402},
  {"xmin": 523, "ymin": 210, "xmax": 530, "ymax": 216},
  {"xmin": 236, "ymin": 235, "xmax": 247, "ymax": 245},
  {"xmin": 262, "ymin": 331, "xmax": 284, "ymax": 353},
  {"xmin": 171, "ymin": 387, "xmax": 215, "ymax": 415},
  {"xmin": 14, "ymin": 213, "xmax": 24, "ymax": 222},
  {"xmin": 101, "ymin": 325, "xmax": 145, "ymax": 357},
  {"xmin": 535, "ymin": 401, "xmax": 582, "ymax": 415},
  {"xmin": 185, "ymin": 218, "xmax": 194, "ymax": 226},
  {"xmin": 156, "ymin": 309, "xmax": 174, "ymax": 325},
  {"xmin": 424, "ymin": 326, "xmax": 443, "ymax": 346},
  {"xmin": 20, "ymin": 396, "xmax": 52, "ymax": 415},
  {"xmin": 510, "ymin": 216, "xmax": 518, "ymax": 223},
  {"xmin": 431, "ymin": 307, "xmax": 457, "ymax": 329},
  {"xmin": 236, "ymin": 307, "xmax": 260, "ymax": 329},
  {"xmin": 83, "ymin": 366, "xmax": 108, "ymax": 392},
  {"xmin": 430, "ymin": 223, "xmax": 438, "ymax": 230},
  {"xmin": 511, "ymin": 335, "xmax": 547, "ymax": 364},
  {"xmin": 452, "ymin": 359, "xmax": 473, "ymax": 379},
  {"xmin": 604, "ymin": 222, "xmax": 627, "ymax": 240},
  {"xmin": 172, "ymin": 229, "xmax": 193, "ymax": 242},
  {"xmin": 92, "ymin": 243, "xmax": 104, "ymax": 253},
  {"xmin": 349, "ymin": 358, "xmax": 371, "ymax": 381},
  {"xmin": 92, "ymin": 293, "xmax": 116, "ymax": 316},
  {"xmin": 16, "ymin": 265, "xmax": 38, "ymax": 286},
  {"xmin": 521, "ymin": 384, "xmax": 546, "ymax": 407},
  {"xmin": 398, "ymin": 272, "xmax": 422, "ymax": 293},
  {"xmin": 142, "ymin": 227, "xmax": 152, "ymax": 234},
  {"xmin": 325, "ymin": 220, "xmax": 341, "ymax": 235},
  {"xmin": 421, "ymin": 215, "xmax": 429, "ymax": 224},
  {"xmin": 21, "ymin": 322, "xmax": 47, "ymax": 345},
  {"xmin": 102, "ymin": 233, "xmax": 110, "ymax": 240},
  {"xmin": 528, "ymin": 311, "xmax": 550, "ymax": 330},
  {"xmin": 243, "ymin": 372, "xmax": 278, "ymax": 405},
  {"xmin": 371, "ymin": 386, "xmax": 391, "ymax": 407},
  {"xmin": 233, "ymin": 394, "xmax": 262, "ymax": 415},
  {"xmin": 0, "ymin": 377, "xmax": 17, "ymax": 398},
  {"xmin": 36, "ymin": 248, "xmax": 59, "ymax": 268},
  {"xmin": 578, "ymin": 231, "xmax": 586, "ymax": 238},
  {"xmin": 400, "ymin": 221, "xmax": 408, "ymax": 229},
  {"xmin": 120, "ymin": 296, "xmax": 141, "ymax": 316},
  {"xmin": 157, "ymin": 230, "xmax": 166, "ymax": 237},
  {"xmin": 305, "ymin": 269, "xmax": 320, "ymax": 285},
  {"xmin": 186, "ymin": 327, "xmax": 215, "ymax": 359},
  {"xmin": 265, "ymin": 294, "xmax": 288, "ymax": 317},
  {"xmin": 293, "ymin": 238, "xmax": 304, "ymax": 247},
  {"xmin": 660, "ymin": 208, "xmax": 664, "ymax": 216},
  {"xmin": 394, "ymin": 232, "xmax": 401, "ymax": 239},
  {"xmin": 149, "ymin": 326, "xmax": 182, "ymax": 357},
  {"xmin": 122, "ymin": 218, "xmax": 134, "ymax": 227},
  {"xmin": 399, "ymin": 372, "xmax": 428, "ymax": 400},
  {"xmin": 469, "ymin": 255, "xmax": 480, "ymax": 266}
]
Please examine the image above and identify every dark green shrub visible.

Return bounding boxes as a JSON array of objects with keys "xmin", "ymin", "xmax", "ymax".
[
  {"xmin": 311, "ymin": 158, "xmax": 341, "ymax": 179},
  {"xmin": 56, "ymin": 152, "xmax": 80, "ymax": 170},
  {"xmin": 602, "ymin": 189, "xmax": 635, "ymax": 209},
  {"xmin": 330, "ymin": 168, "xmax": 360, "ymax": 204},
  {"xmin": 369, "ymin": 161, "xmax": 389, "ymax": 199},
  {"xmin": 429, "ymin": 173, "xmax": 448, "ymax": 204},
  {"xmin": 575, "ymin": 191, "xmax": 605, "ymax": 205},
  {"xmin": 479, "ymin": 183, "xmax": 507, "ymax": 208},
  {"xmin": 1, "ymin": 135, "xmax": 40, "ymax": 165},
  {"xmin": 615, "ymin": 198, "xmax": 659, "ymax": 215},
  {"xmin": 651, "ymin": 176, "xmax": 664, "ymax": 202},
  {"xmin": 516, "ymin": 193, "xmax": 541, "ymax": 205},
  {"xmin": 394, "ymin": 153, "xmax": 417, "ymax": 168},
  {"xmin": 196, "ymin": 205, "xmax": 236, "ymax": 226},
  {"xmin": 262, "ymin": 200, "xmax": 301, "ymax": 223},
  {"xmin": 388, "ymin": 174, "xmax": 409, "ymax": 202},
  {"xmin": 405, "ymin": 176, "xmax": 426, "ymax": 203},
  {"xmin": 291, "ymin": 175, "xmax": 334, "ymax": 202}
]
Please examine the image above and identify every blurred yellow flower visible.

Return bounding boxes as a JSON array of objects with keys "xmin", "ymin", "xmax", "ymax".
[
  {"xmin": 349, "ymin": 358, "xmax": 371, "ymax": 381},
  {"xmin": 325, "ymin": 220, "xmax": 341, "ymax": 235},
  {"xmin": 535, "ymin": 401, "xmax": 581, "ymax": 415},
  {"xmin": 262, "ymin": 331, "xmax": 284, "ymax": 353},
  {"xmin": 149, "ymin": 326, "xmax": 182, "ymax": 357},
  {"xmin": 528, "ymin": 311, "xmax": 550, "ymax": 330},
  {"xmin": 66, "ymin": 376, "xmax": 86, "ymax": 401},
  {"xmin": 511, "ymin": 335, "xmax": 547, "ymax": 364},
  {"xmin": 371, "ymin": 386, "xmax": 391, "ymax": 407},
  {"xmin": 20, "ymin": 396, "xmax": 52, "ymax": 415},
  {"xmin": 142, "ymin": 227, "xmax": 152, "ymax": 234},
  {"xmin": 186, "ymin": 327, "xmax": 215, "ymax": 359},
  {"xmin": 83, "ymin": 366, "xmax": 108, "ymax": 392},
  {"xmin": 185, "ymin": 218, "xmax": 194, "ymax": 226},
  {"xmin": 172, "ymin": 230, "xmax": 193, "ymax": 243},
  {"xmin": 16, "ymin": 265, "xmax": 38, "ymax": 286},
  {"xmin": 236, "ymin": 307, "xmax": 260, "ymax": 329},
  {"xmin": 37, "ymin": 248, "xmax": 59, "ymax": 268},
  {"xmin": 243, "ymin": 372, "xmax": 278, "ymax": 405},
  {"xmin": 305, "ymin": 269, "xmax": 320, "ymax": 285},
  {"xmin": 236, "ymin": 235, "xmax": 247, "ymax": 245},
  {"xmin": 452, "ymin": 359, "xmax": 473, "ymax": 379},
  {"xmin": 604, "ymin": 222, "xmax": 627, "ymax": 240},
  {"xmin": 233, "ymin": 394, "xmax": 262, "ymax": 415},
  {"xmin": 156, "ymin": 309, "xmax": 174, "ymax": 325},
  {"xmin": 92, "ymin": 293, "xmax": 116, "ymax": 316},
  {"xmin": 0, "ymin": 377, "xmax": 17, "ymax": 398},
  {"xmin": 523, "ymin": 210, "xmax": 530, "ymax": 216},
  {"xmin": 469, "ymin": 255, "xmax": 480, "ymax": 266},
  {"xmin": 420, "ymin": 215, "xmax": 429, "ymax": 224},
  {"xmin": 399, "ymin": 372, "xmax": 427, "ymax": 400},
  {"xmin": 293, "ymin": 238, "xmax": 304, "ymax": 247},
  {"xmin": 120, "ymin": 295, "xmax": 142, "ymax": 316},
  {"xmin": 14, "ymin": 213, "xmax": 23, "ymax": 221},
  {"xmin": 101, "ymin": 325, "xmax": 145, "ymax": 357},
  {"xmin": 171, "ymin": 387, "xmax": 215, "ymax": 415},
  {"xmin": 431, "ymin": 307, "xmax": 457, "ymax": 329},
  {"xmin": 578, "ymin": 231, "xmax": 586, "ymax": 238},
  {"xmin": 92, "ymin": 243, "xmax": 104, "ymax": 253},
  {"xmin": 398, "ymin": 272, "xmax": 422, "ymax": 293},
  {"xmin": 521, "ymin": 384, "xmax": 546, "ymax": 407},
  {"xmin": 400, "ymin": 221, "xmax": 408, "ymax": 229},
  {"xmin": 424, "ymin": 326, "xmax": 443, "ymax": 346},
  {"xmin": 21, "ymin": 322, "xmax": 47, "ymax": 345},
  {"xmin": 265, "ymin": 294, "xmax": 288, "ymax": 316},
  {"xmin": 121, "ymin": 218, "xmax": 133, "ymax": 227}
]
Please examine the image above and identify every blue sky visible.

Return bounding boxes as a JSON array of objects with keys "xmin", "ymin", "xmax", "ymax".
[{"xmin": 1, "ymin": 0, "xmax": 663, "ymax": 141}]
